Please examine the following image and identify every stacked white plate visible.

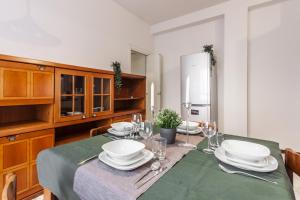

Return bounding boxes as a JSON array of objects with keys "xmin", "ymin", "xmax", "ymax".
[
  {"xmin": 99, "ymin": 139, "xmax": 154, "ymax": 170},
  {"xmin": 177, "ymin": 121, "xmax": 202, "ymax": 135},
  {"xmin": 214, "ymin": 140, "xmax": 278, "ymax": 172},
  {"xmin": 107, "ymin": 122, "xmax": 133, "ymax": 136}
]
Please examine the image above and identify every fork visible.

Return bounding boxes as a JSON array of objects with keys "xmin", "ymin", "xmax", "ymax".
[{"xmin": 219, "ymin": 164, "xmax": 278, "ymax": 185}]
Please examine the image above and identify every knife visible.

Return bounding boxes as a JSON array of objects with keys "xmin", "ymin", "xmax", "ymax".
[{"xmin": 135, "ymin": 166, "xmax": 167, "ymax": 189}]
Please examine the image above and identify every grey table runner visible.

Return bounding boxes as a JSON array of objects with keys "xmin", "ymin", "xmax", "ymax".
[{"xmin": 73, "ymin": 136, "xmax": 203, "ymax": 200}]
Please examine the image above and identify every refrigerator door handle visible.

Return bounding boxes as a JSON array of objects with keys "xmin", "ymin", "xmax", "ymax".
[{"xmin": 191, "ymin": 104, "xmax": 210, "ymax": 107}]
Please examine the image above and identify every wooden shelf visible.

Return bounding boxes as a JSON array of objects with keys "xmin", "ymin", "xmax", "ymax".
[
  {"xmin": 0, "ymin": 120, "xmax": 53, "ymax": 137},
  {"xmin": 114, "ymin": 97, "xmax": 144, "ymax": 101},
  {"xmin": 55, "ymin": 130, "xmax": 90, "ymax": 146},
  {"xmin": 113, "ymin": 108, "xmax": 145, "ymax": 117}
]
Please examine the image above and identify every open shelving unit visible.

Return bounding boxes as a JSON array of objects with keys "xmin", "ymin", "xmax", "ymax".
[{"xmin": 114, "ymin": 74, "xmax": 146, "ymax": 114}]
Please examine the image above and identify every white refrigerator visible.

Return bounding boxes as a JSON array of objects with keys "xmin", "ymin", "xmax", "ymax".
[{"xmin": 181, "ymin": 52, "xmax": 218, "ymax": 123}]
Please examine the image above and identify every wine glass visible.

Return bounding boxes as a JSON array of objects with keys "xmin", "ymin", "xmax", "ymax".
[
  {"xmin": 202, "ymin": 121, "xmax": 217, "ymax": 154},
  {"xmin": 139, "ymin": 121, "xmax": 153, "ymax": 147},
  {"xmin": 131, "ymin": 113, "xmax": 142, "ymax": 139}
]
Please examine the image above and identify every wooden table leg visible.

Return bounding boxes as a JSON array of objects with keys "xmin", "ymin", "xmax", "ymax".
[{"xmin": 44, "ymin": 188, "xmax": 54, "ymax": 200}]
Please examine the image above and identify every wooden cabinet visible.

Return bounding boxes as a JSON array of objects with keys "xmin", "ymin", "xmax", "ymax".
[
  {"xmin": 55, "ymin": 68, "xmax": 89, "ymax": 122},
  {"xmin": 0, "ymin": 60, "xmax": 54, "ymax": 105},
  {"xmin": 0, "ymin": 129, "xmax": 54, "ymax": 199},
  {"xmin": 91, "ymin": 73, "xmax": 114, "ymax": 117},
  {"xmin": 55, "ymin": 69, "xmax": 114, "ymax": 123}
]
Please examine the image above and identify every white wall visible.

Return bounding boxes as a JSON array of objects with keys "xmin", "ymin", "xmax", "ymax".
[
  {"xmin": 154, "ymin": 17, "xmax": 224, "ymax": 127},
  {"xmin": 248, "ymin": 0, "xmax": 300, "ymax": 150},
  {"xmin": 0, "ymin": 0, "xmax": 153, "ymax": 72}
]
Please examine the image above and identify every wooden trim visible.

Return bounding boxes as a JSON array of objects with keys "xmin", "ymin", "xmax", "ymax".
[
  {"xmin": 43, "ymin": 188, "xmax": 55, "ymax": 200},
  {"xmin": 0, "ymin": 54, "xmax": 113, "ymax": 75}
]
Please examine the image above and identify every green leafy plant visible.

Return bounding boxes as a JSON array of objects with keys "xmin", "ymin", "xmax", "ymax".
[
  {"xmin": 203, "ymin": 44, "xmax": 217, "ymax": 66},
  {"xmin": 111, "ymin": 61, "xmax": 122, "ymax": 91},
  {"xmin": 155, "ymin": 109, "xmax": 182, "ymax": 129}
]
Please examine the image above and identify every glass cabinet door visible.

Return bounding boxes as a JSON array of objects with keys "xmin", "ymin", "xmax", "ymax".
[
  {"xmin": 92, "ymin": 76, "xmax": 112, "ymax": 115},
  {"xmin": 60, "ymin": 73, "xmax": 86, "ymax": 118}
]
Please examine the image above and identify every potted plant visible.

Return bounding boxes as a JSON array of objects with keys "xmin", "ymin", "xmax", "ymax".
[
  {"xmin": 155, "ymin": 109, "xmax": 182, "ymax": 144},
  {"xmin": 111, "ymin": 61, "xmax": 122, "ymax": 95}
]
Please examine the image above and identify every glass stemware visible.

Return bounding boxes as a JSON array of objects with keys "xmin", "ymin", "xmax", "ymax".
[
  {"xmin": 139, "ymin": 121, "xmax": 153, "ymax": 147},
  {"xmin": 202, "ymin": 121, "xmax": 217, "ymax": 154},
  {"xmin": 131, "ymin": 113, "xmax": 142, "ymax": 139}
]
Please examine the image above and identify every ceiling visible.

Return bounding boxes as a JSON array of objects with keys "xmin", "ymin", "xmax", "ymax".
[{"xmin": 113, "ymin": 0, "xmax": 228, "ymax": 24}]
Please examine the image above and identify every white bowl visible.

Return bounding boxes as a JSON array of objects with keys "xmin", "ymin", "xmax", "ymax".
[
  {"xmin": 221, "ymin": 140, "xmax": 270, "ymax": 162},
  {"xmin": 111, "ymin": 122, "xmax": 133, "ymax": 132},
  {"xmin": 178, "ymin": 121, "xmax": 199, "ymax": 131},
  {"xmin": 102, "ymin": 139, "xmax": 145, "ymax": 161}
]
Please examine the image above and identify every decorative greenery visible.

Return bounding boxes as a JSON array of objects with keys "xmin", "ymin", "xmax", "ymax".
[
  {"xmin": 203, "ymin": 44, "xmax": 217, "ymax": 66},
  {"xmin": 155, "ymin": 109, "xmax": 182, "ymax": 129},
  {"xmin": 111, "ymin": 61, "xmax": 122, "ymax": 90}
]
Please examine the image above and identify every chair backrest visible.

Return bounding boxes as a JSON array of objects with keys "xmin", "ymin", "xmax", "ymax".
[
  {"xmin": 2, "ymin": 173, "xmax": 16, "ymax": 200},
  {"xmin": 285, "ymin": 148, "xmax": 300, "ymax": 185}
]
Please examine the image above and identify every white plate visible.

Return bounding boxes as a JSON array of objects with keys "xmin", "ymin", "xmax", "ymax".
[
  {"xmin": 107, "ymin": 128, "xmax": 131, "ymax": 137},
  {"xmin": 177, "ymin": 127, "xmax": 202, "ymax": 135},
  {"xmin": 178, "ymin": 121, "xmax": 199, "ymax": 131},
  {"xmin": 99, "ymin": 149, "xmax": 154, "ymax": 170},
  {"xmin": 225, "ymin": 152, "xmax": 269, "ymax": 168},
  {"xmin": 102, "ymin": 139, "xmax": 145, "ymax": 161},
  {"xmin": 222, "ymin": 140, "xmax": 270, "ymax": 162},
  {"xmin": 105, "ymin": 149, "xmax": 146, "ymax": 166},
  {"xmin": 215, "ymin": 147, "xmax": 278, "ymax": 172},
  {"xmin": 111, "ymin": 122, "xmax": 133, "ymax": 132}
]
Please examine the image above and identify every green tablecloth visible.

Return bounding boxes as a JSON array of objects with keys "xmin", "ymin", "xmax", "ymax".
[{"xmin": 37, "ymin": 135, "xmax": 295, "ymax": 200}]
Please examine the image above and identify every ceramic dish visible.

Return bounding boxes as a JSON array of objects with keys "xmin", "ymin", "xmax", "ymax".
[
  {"xmin": 178, "ymin": 121, "xmax": 199, "ymax": 131},
  {"xmin": 214, "ymin": 147, "xmax": 277, "ymax": 172},
  {"xmin": 102, "ymin": 139, "xmax": 145, "ymax": 161},
  {"xmin": 222, "ymin": 140, "xmax": 270, "ymax": 162},
  {"xmin": 111, "ymin": 122, "xmax": 133, "ymax": 132},
  {"xmin": 105, "ymin": 149, "xmax": 146, "ymax": 166},
  {"xmin": 107, "ymin": 128, "xmax": 131, "ymax": 137},
  {"xmin": 177, "ymin": 127, "xmax": 202, "ymax": 135},
  {"xmin": 99, "ymin": 149, "xmax": 154, "ymax": 170}
]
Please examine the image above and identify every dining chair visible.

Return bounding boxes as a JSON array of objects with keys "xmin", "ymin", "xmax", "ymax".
[
  {"xmin": 1, "ymin": 173, "xmax": 17, "ymax": 200},
  {"xmin": 285, "ymin": 148, "xmax": 300, "ymax": 185},
  {"xmin": 90, "ymin": 126, "xmax": 110, "ymax": 137}
]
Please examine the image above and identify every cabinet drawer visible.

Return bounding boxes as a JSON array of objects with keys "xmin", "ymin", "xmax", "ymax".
[
  {"xmin": 2, "ymin": 165, "xmax": 29, "ymax": 194},
  {"xmin": 32, "ymin": 71, "xmax": 54, "ymax": 98},
  {"xmin": 2, "ymin": 140, "xmax": 28, "ymax": 170},
  {"xmin": 30, "ymin": 163, "xmax": 39, "ymax": 187},
  {"xmin": 30, "ymin": 134, "xmax": 54, "ymax": 161},
  {"xmin": 2, "ymin": 68, "xmax": 30, "ymax": 98}
]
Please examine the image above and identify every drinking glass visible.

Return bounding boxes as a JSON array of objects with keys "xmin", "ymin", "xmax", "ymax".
[
  {"xmin": 151, "ymin": 137, "xmax": 167, "ymax": 161},
  {"xmin": 139, "ymin": 121, "xmax": 153, "ymax": 147},
  {"xmin": 202, "ymin": 121, "xmax": 217, "ymax": 154},
  {"xmin": 211, "ymin": 132, "xmax": 225, "ymax": 149},
  {"xmin": 131, "ymin": 113, "xmax": 142, "ymax": 139}
]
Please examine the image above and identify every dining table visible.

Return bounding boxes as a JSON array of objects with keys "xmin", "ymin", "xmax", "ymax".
[{"xmin": 37, "ymin": 134, "xmax": 296, "ymax": 200}]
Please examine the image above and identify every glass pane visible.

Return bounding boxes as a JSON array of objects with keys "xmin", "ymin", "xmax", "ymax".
[
  {"xmin": 103, "ymin": 95, "xmax": 110, "ymax": 111},
  {"xmin": 75, "ymin": 76, "xmax": 85, "ymax": 94},
  {"xmin": 61, "ymin": 74, "xmax": 73, "ymax": 94},
  {"xmin": 61, "ymin": 96, "xmax": 73, "ymax": 116},
  {"xmin": 74, "ymin": 96, "xmax": 84, "ymax": 114},
  {"xmin": 93, "ymin": 96, "xmax": 102, "ymax": 112},
  {"xmin": 93, "ymin": 78, "xmax": 102, "ymax": 94},
  {"xmin": 103, "ymin": 79, "xmax": 110, "ymax": 94}
]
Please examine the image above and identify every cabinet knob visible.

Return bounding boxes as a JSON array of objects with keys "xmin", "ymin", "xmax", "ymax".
[
  {"xmin": 7, "ymin": 135, "xmax": 16, "ymax": 142},
  {"xmin": 82, "ymin": 115, "xmax": 86, "ymax": 119},
  {"xmin": 92, "ymin": 113, "xmax": 97, "ymax": 117},
  {"xmin": 38, "ymin": 66, "xmax": 45, "ymax": 71}
]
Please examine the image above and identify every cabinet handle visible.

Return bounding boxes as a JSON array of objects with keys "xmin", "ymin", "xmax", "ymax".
[
  {"xmin": 7, "ymin": 135, "xmax": 16, "ymax": 142},
  {"xmin": 38, "ymin": 65, "xmax": 45, "ymax": 71},
  {"xmin": 92, "ymin": 113, "xmax": 97, "ymax": 117},
  {"xmin": 82, "ymin": 115, "xmax": 86, "ymax": 119}
]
